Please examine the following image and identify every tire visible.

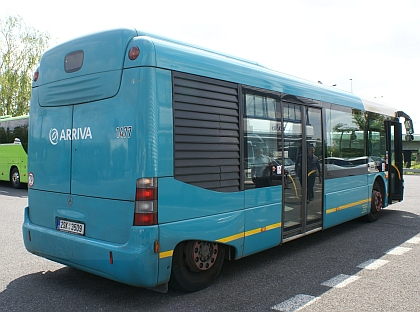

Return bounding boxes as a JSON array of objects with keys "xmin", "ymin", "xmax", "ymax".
[
  {"xmin": 367, "ymin": 182, "xmax": 383, "ymax": 222},
  {"xmin": 10, "ymin": 167, "xmax": 22, "ymax": 189},
  {"xmin": 169, "ymin": 240, "xmax": 225, "ymax": 292}
]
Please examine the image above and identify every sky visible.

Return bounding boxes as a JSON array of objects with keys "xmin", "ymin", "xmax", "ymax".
[{"xmin": 3, "ymin": 0, "xmax": 420, "ymax": 133}]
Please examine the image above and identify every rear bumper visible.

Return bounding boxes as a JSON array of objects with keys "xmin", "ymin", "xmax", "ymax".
[{"xmin": 22, "ymin": 206, "xmax": 161, "ymax": 288}]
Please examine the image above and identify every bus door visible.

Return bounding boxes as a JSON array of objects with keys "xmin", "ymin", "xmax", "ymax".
[
  {"xmin": 385, "ymin": 120, "xmax": 403, "ymax": 203},
  {"xmin": 282, "ymin": 103, "xmax": 323, "ymax": 240}
]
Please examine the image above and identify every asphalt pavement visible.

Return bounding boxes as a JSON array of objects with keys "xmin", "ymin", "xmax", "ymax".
[{"xmin": 0, "ymin": 176, "xmax": 419, "ymax": 311}]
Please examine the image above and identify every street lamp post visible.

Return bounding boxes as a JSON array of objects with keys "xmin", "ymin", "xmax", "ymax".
[{"xmin": 350, "ymin": 79, "xmax": 353, "ymax": 93}]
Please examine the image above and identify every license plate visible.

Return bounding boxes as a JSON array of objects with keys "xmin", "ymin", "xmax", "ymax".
[{"xmin": 57, "ymin": 219, "xmax": 85, "ymax": 235}]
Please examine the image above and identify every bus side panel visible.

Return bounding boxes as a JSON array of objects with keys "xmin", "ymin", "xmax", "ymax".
[
  {"xmin": 242, "ymin": 186, "xmax": 282, "ymax": 255},
  {"xmin": 243, "ymin": 202, "xmax": 282, "ymax": 256},
  {"xmin": 158, "ymin": 209, "xmax": 245, "ymax": 277},
  {"xmin": 23, "ymin": 206, "xmax": 160, "ymax": 288},
  {"xmin": 324, "ymin": 176, "xmax": 370, "ymax": 228},
  {"xmin": 158, "ymin": 178, "xmax": 245, "ymax": 223},
  {"xmin": 29, "ymin": 89, "xmax": 73, "ymax": 193}
]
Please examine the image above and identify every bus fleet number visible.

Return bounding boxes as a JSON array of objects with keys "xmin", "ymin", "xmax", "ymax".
[{"xmin": 116, "ymin": 126, "xmax": 132, "ymax": 139}]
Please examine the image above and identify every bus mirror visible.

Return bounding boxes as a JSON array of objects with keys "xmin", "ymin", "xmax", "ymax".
[
  {"xmin": 405, "ymin": 134, "xmax": 414, "ymax": 141},
  {"xmin": 404, "ymin": 119, "xmax": 414, "ymax": 135}
]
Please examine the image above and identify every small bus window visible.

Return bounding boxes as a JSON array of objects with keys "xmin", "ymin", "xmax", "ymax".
[{"xmin": 65, "ymin": 50, "xmax": 84, "ymax": 73}]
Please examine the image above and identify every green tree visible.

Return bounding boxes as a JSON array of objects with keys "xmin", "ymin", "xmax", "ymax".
[{"xmin": 0, "ymin": 15, "xmax": 50, "ymax": 116}]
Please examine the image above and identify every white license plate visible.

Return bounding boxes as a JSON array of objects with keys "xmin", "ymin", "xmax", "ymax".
[{"xmin": 57, "ymin": 219, "xmax": 85, "ymax": 235}]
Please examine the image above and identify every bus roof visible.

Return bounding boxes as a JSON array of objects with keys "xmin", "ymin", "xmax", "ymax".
[
  {"xmin": 0, "ymin": 115, "xmax": 29, "ymax": 121},
  {"xmin": 132, "ymin": 29, "xmax": 399, "ymax": 117},
  {"xmin": 36, "ymin": 27, "xmax": 399, "ymax": 117}
]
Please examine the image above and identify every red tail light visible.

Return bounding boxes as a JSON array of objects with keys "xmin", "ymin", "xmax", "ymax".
[
  {"xmin": 33, "ymin": 68, "xmax": 39, "ymax": 82},
  {"xmin": 134, "ymin": 178, "xmax": 157, "ymax": 226}
]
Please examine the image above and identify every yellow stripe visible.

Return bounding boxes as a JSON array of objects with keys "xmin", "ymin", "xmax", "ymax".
[
  {"xmin": 216, "ymin": 232, "xmax": 244, "ymax": 243},
  {"xmin": 326, "ymin": 198, "xmax": 370, "ymax": 214},
  {"xmin": 159, "ymin": 250, "xmax": 173, "ymax": 259},
  {"xmin": 266, "ymin": 222, "xmax": 282, "ymax": 231},
  {"xmin": 159, "ymin": 222, "xmax": 282, "ymax": 258}
]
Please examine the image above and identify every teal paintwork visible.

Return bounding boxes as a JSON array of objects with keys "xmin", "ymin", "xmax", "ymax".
[
  {"xmin": 23, "ymin": 28, "xmax": 399, "ymax": 290},
  {"xmin": 125, "ymin": 34, "xmax": 364, "ymax": 110},
  {"xmin": 243, "ymin": 203, "xmax": 281, "ymax": 256},
  {"xmin": 158, "ymin": 177, "xmax": 245, "ymax": 223},
  {"xmin": 23, "ymin": 207, "xmax": 160, "ymax": 288}
]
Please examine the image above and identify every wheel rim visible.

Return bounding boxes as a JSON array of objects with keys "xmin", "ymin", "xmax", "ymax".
[
  {"xmin": 372, "ymin": 190, "xmax": 382, "ymax": 212},
  {"xmin": 184, "ymin": 241, "xmax": 219, "ymax": 272},
  {"xmin": 11, "ymin": 171, "xmax": 20, "ymax": 185}
]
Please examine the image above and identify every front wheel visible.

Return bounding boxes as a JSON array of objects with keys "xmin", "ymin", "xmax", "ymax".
[
  {"xmin": 169, "ymin": 240, "xmax": 225, "ymax": 292},
  {"xmin": 367, "ymin": 183, "xmax": 383, "ymax": 222},
  {"xmin": 10, "ymin": 168, "xmax": 22, "ymax": 189}
]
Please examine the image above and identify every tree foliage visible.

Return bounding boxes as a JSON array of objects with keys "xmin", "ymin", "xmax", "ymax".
[{"xmin": 0, "ymin": 15, "xmax": 50, "ymax": 116}]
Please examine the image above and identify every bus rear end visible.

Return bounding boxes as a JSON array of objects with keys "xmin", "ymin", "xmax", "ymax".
[{"xmin": 22, "ymin": 29, "xmax": 172, "ymax": 291}]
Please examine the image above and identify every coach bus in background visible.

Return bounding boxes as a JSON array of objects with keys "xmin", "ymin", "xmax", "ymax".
[
  {"xmin": 22, "ymin": 28, "xmax": 414, "ymax": 293},
  {"xmin": 0, "ymin": 115, "xmax": 29, "ymax": 188}
]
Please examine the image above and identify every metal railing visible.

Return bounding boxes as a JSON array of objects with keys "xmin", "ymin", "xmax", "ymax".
[{"xmin": 403, "ymin": 168, "xmax": 420, "ymax": 174}]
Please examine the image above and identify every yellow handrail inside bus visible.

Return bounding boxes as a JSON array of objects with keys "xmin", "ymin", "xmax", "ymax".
[
  {"xmin": 287, "ymin": 175, "xmax": 299, "ymax": 198},
  {"xmin": 391, "ymin": 164, "xmax": 402, "ymax": 180},
  {"xmin": 308, "ymin": 169, "xmax": 317, "ymax": 177}
]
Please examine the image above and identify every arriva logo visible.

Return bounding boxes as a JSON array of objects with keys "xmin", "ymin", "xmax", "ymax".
[{"xmin": 49, "ymin": 127, "xmax": 92, "ymax": 145}]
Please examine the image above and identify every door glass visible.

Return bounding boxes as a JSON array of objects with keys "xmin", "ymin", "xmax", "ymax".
[
  {"xmin": 283, "ymin": 103, "xmax": 303, "ymax": 231},
  {"xmin": 390, "ymin": 125, "xmax": 396, "ymax": 195},
  {"xmin": 306, "ymin": 108, "xmax": 323, "ymax": 225},
  {"xmin": 283, "ymin": 104, "xmax": 323, "ymax": 236}
]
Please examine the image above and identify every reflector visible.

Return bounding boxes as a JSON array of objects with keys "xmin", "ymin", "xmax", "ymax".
[{"xmin": 128, "ymin": 46, "xmax": 140, "ymax": 60}]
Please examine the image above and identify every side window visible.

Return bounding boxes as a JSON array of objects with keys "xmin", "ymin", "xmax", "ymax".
[
  {"xmin": 8, "ymin": 119, "xmax": 29, "ymax": 152},
  {"xmin": 244, "ymin": 92, "xmax": 282, "ymax": 189},
  {"xmin": 245, "ymin": 94, "xmax": 276, "ymax": 119},
  {"xmin": 0, "ymin": 121, "xmax": 6, "ymax": 144},
  {"xmin": 367, "ymin": 112, "xmax": 389, "ymax": 172},
  {"xmin": 325, "ymin": 105, "xmax": 367, "ymax": 178}
]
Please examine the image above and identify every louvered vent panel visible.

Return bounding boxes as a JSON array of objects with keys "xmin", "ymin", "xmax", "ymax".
[{"xmin": 173, "ymin": 72, "xmax": 240, "ymax": 192}]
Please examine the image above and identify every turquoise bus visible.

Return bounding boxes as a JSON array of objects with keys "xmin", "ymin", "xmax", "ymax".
[
  {"xmin": 22, "ymin": 28, "xmax": 414, "ymax": 293},
  {"xmin": 0, "ymin": 115, "xmax": 29, "ymax": 188}
]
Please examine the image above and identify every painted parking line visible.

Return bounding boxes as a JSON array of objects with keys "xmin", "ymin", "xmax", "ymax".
[
  {"xmin": 270, "ymin": 234, "xmax": 419, "ymax": 311},
  {"xmin": 386, "ymin": 246, "xmax": 412, "ymax": 255},
  {"xmin": 321, "ymin": 274, "xmax": 360, "ymax": 288},
  {"xmin": 357, "ymin": 259, "xmax": 389, "ymax": 270},
  {"xmin": 406, "ymin": 236, "xmax": 420, "ymax": 244},
  {"xmin": 271, "ymin": 294, "xmax": 319, "ymax": 312}
]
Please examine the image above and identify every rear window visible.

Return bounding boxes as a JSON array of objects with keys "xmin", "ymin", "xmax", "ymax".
[{"xmin": 65, "ymin": 50, "xmax": 84, "ymax": 73}]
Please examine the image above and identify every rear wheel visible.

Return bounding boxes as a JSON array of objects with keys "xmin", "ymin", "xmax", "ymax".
[
  {"xmin": 169, "ymin": 240, "xmax": 225, "ymax": 292},
  {"xmin": 10, "ymin": 168, "xmax": 22, "ymax": 189},
  {"xmin": 367, "ymin": 182, "xmax": 383, "ymax": 222}
]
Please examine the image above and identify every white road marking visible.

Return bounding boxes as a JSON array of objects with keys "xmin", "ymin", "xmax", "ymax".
[
  {"xmin": 321, "ymin": 274, "xmax": 360, "ymax": 288},
  {"xmin": 386, "ymin": 246, "xmax": 412, "ymax": 255},
  {"xmin": 357, "ymin": 259, "xmax": 389, "ymax": 270},
  {"xmin": 271, "ymin": 294, "xmax": 319, "ymax": 312},
  {"xmin": 406, "ymin": 236, "xmax": 420, "ymax": 244}
]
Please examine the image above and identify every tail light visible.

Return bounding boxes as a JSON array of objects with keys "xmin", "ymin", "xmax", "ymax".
[
  {"xmin": 134, "ymin": 178, "xmax": 157, "ymax": 226},
  {"xmin": 33, "ymin": 68, "xmax": 39, "ymax": 82}
]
